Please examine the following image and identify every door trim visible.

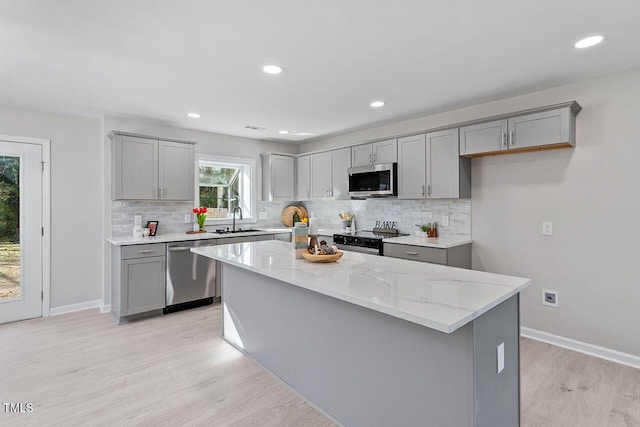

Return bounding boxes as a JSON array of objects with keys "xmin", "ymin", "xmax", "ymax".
[{"xmin": 0, "ymin": 134, "xmax": 51, "ymax": 317}]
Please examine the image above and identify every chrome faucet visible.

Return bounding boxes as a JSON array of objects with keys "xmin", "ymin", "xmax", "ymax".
[{"xmin": 232, "ymin": 206, "xmax": 243, "ymax": 232}]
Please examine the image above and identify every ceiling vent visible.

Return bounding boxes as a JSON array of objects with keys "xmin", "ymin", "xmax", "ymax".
[{"xmin": 244, "ymin": 125, "xmax": 266, "ymax": 131}]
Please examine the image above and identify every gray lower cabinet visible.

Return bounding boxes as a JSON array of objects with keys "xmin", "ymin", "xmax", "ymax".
[
  {"xmin": 383, "ymin": 242, "xmax": 471, "ymax": 269},
  {"xmin": 112, "ymin": 243, "xmax": 167, "ymax": 323}
]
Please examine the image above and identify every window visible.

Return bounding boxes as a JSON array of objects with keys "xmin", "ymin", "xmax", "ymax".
[{"xmin": 196, "ymin": 154, "xmax": 256, "ymax": 223}]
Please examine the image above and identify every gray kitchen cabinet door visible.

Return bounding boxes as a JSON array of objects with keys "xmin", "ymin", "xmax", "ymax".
[
  {"xmin": 372, "ymin": 138, "xmax": 397, "ymax": 164},
  {"xmin": 331, "ymin": 147, "xmax": 351, "ymax": 199},
  {"xmin": 296, "ymin": 155, "xmax": 311, "ymax": 200},
  {"xmin": 427, "ymin": 129, "xmax": 460, "ymax": 199},
  {"xmin": 398, "ymin": 134, "xmax": 426, "ymax": 199},
  {"xmin": 351, "ymin": 143, "xmax": 373, "ymax": 167},
  {"xmin": 113, "ymin": 134, "xmax": 158, "ymax": 199},
  {"xmin": 507, "ymin": 107, "xmax": 572, "ymax": 150},
  {"xmin": 310, "ymin": 151, "xmax": 332, "ymax": 198},
  {"xmin": 460, "ymin": 119, "xmax": 508, "ymax": 156},
  {"xmin": 159, "ymin": 140, "xmax": 194, "ymax": 200},
  {"xmin": 121, "ymin": 256, "xmax": 166, "ymax": 316},
  {"xmin": 270, "ymin": 155, "xmax": 295, "ymax": 200}
]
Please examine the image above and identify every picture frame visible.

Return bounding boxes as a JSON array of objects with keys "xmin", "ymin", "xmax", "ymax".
[{"xmin": 146, "ymin": 221, "xmax": 159, "ymax": 236}]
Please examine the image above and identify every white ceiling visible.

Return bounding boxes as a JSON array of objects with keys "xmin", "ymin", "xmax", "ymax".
[{"xmin": 1, "ymin": 0, "xmax": 638, "ymax": 143}]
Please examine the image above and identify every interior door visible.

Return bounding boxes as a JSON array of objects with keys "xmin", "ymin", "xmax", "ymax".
[{"xmin": 0, "ymin": 141, "xmax": 43, "ymax": 323}]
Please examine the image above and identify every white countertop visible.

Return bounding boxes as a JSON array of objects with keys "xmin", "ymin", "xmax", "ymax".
[
  {"xmin": 107, "ymin": 228, "xmax": 291, "ymax": 246},
  {"xmin": 384, "ymin": 235, "xmax": 472, "ymax": 249},
  {"xmin": 192, "ymin": 240, "xmax": 530, "ymax": 333}
]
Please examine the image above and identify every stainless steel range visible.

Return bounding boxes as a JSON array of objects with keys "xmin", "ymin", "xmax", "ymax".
[{"xmin": 333, "ymin": 229, "xmax": 409, "ymax": 256}]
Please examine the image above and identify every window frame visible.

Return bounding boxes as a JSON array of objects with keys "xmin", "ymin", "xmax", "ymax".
[{"xmin": 194, "ymin": 153, "xmax": 257, "ymax": 225}]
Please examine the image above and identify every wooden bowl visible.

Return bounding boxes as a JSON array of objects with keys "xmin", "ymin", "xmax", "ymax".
[{"xmin": 301, "ymin": 251, "xmax": 343, "ymax": 263}]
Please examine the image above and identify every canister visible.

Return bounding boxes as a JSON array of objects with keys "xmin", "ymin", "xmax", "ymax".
[{"xmin": 293, "ymin": 222, "xmax": 308, "ymax": 259}]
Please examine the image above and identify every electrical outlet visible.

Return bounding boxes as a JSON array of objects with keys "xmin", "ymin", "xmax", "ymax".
[
  {"xmin": 542, "ymin": 221, "xmax": 553, "ymax": 236},
  {"xmin": 259, "ymin": 211, "xmax": 268, "ymax": 220},
  {"xmin": 542, "ymin": 289, "xmax": 559, "ymax": 307},
  {"xmin": 184, "ymin": 214, "xmax": 192, "ymax": 223},
  {"xmin": 497, "ymin": 342, "xmax": 505, "ymax": 374},
  {"xmin": 441, "ymin": 215, "xmax": 449, "ymax": 227}
]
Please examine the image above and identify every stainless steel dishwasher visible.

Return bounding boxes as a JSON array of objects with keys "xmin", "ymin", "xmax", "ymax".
[{"xmin": 165, "ymin": 239, "xmax": 219, "ymax": 313}]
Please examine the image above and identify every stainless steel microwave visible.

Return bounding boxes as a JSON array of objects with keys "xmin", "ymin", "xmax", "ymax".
[{"xmin": 347, "ymin": 163, "xmax": 397, "ymax": 198}]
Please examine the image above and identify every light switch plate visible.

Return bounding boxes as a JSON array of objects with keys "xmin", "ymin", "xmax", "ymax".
[
  {"xmin": 441, "ymin": 215, "xmax": 449, "ymax": 227},
  {"xmin": 184, "ymin": 214, "xmax": 192, "ymax": 223},
  {"xmin": 542, "ymin": 221, "xmax": 553, "ymax": 236},
  {"xmin": 497, "ymin": 342, "xmax": 505, "ymax": 374},
  {"xmin": 259, "ymin": 211, "xmax": 268, "ymax": 220}
]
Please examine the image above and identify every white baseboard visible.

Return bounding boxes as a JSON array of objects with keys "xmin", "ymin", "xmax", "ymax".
[
  {"xmin": 49, "ymin": 299, "xmax": 102, "ymax": 316},
  {"xmin": 100, "ymin": 304, "xmax": 111, "ymax": 314},
  {"xmin": 521, "ymin": 326, "xmax": 640, "ymax": 370}
]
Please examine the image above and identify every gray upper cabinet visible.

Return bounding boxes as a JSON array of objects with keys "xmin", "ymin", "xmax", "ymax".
[
  {"xmin": 459, "ymin": 120, "xmax": 508, "ymax": 156},
  {"xmin": 111, "ymin": 131, "xmax": 195, "ymax": 200},
  {"xmin": 331, "ymin": 147, "xmax": 351, "ymax": 199},
  {"xmin": 460, "ymin": 102, "xmax": 581, "ymax": 157},
  {"xmin": 159, "ymin": 141, "xmax": 195, "ymax": 200},
  {"xmin": 398, "ymin": 134, "xmax": 426, "ymax": 199},
  {"xmin": 309, "ymin": 147, "xmax": 351, "ymax": 199},
  {"xmin": 398, "ymin": 129, "xmax": 470, "ymax": 199},
  {"xmin": 296, "ymin": 154, "xmax": 311, "ymax": 201},
  {"xmin": 310, "ymin": 151, "xmax": 333, "ymax": 198},
  {"xmin": 351, "ymin": 139, "xmax": 397, "ymax": 167},
  {"xmin": 262, "ymin": 153, "xmax": 295, "ymax": 201},
  {"xmin": 427, "ymin": 129, "xmax": 470, "ymax": 199}
]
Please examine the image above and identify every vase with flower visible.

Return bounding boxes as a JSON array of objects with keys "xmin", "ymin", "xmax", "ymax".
[{"xmin": 193, "ymin": 207, "xmax": 208, "ymax": 231}]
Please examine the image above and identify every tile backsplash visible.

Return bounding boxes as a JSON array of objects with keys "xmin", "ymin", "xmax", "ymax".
[
  {"xmin": 111, "ymin": 198, "xmax": 471, "ymax": 239},
  {"xmin": 111, "ymin": 201, "xmax": 195, "ymax": 237}
]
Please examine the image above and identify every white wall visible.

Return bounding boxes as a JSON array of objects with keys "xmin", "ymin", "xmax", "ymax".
[
  {"xmin": 0, "ymin": 105, "xmax": 103, "ymax": 308},
  {"xmin": 301, "ymin": 69, "xmax": 640, "ymax": 357}
]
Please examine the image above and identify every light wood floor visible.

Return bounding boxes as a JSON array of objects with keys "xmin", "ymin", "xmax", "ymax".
[{"xmin": 0, "ymin": 304, "xmax": 638, "ymax": 427}]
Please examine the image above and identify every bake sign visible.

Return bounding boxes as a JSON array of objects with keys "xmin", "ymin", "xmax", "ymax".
[{"xmin": 374, "ymin": 220, "xmax": 397, "ymax": 230}]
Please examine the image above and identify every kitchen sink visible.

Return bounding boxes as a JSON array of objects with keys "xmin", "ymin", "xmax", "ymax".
[{"xmin": 214, "ymin": 229, "xmax": 262, "ymax": 234}]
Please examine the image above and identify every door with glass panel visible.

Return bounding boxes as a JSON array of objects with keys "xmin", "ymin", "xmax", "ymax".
[{"xmin": 0, "ymin": 141, "xmax": 43, "ymax": 323}]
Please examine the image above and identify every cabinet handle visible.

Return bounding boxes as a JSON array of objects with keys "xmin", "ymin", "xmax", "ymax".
[
  {"xmin": 369, "ymin": 153, "xmax": 372, "ymax": 164},
  {"xmin": 501, "ymin": 132, "xmax": 506, "ymax": 147},
  {"xmin": 373, "ymin": 152, "xmax": 376, "ymax": 163},
  {"xmin": 138, "ymin": 249, "xmax": 154, "ymax": 253},
  {"xmin": 405, "ymin": 251, "xmax": 418, "ymax": 255},
  {"xmin": 509, "ymin": 131, "xmax": 515, "ymax": 146},
  {"xmin": 427, "ymin": 185, "xmax": 431, "ymax": 196},
  {"xmin": 421, "ymin": 185, "xmax": 425, "ymax": 196}
]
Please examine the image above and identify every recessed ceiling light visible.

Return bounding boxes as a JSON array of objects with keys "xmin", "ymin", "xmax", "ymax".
[
  {"xmin": 574, "ymin": 35, "xmax": 604, "ymax": 49},
  {"xmin": 279, "ymin": 130, "xmax": 289, "ymax": 134},
  {"xmin": 263, "ymin": 64, "xmax": 283, "ymax": 74},
  {"xmin": 370, "ymin": 101, "xmax": 385, "ymax": 108},
  {"xmin": 187, "ymin": 112, "xmax": 200, "ymax": 118}
]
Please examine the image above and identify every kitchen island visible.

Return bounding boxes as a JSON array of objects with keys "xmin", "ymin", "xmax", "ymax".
[{"xmin": 192, "ymin": 240, "xmax": 531, "ymax": 427}]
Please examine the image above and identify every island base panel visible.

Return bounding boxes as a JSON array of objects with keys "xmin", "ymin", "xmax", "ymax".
[{"xmin": 221, "ymin": 263, "xmax": 519, "ymax": 427}]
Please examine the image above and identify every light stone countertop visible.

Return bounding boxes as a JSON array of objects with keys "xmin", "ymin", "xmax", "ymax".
[
  {"xmin": 107, "ymin": 228, "xmax": 291, "ymax": 246},
  {"xmin": 192, "ymin": 240, "xmax": 530, "ymax": 333},
  {"xmin": 384, "ymin": 235, "xmax": 472, "ymax": 249}
]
